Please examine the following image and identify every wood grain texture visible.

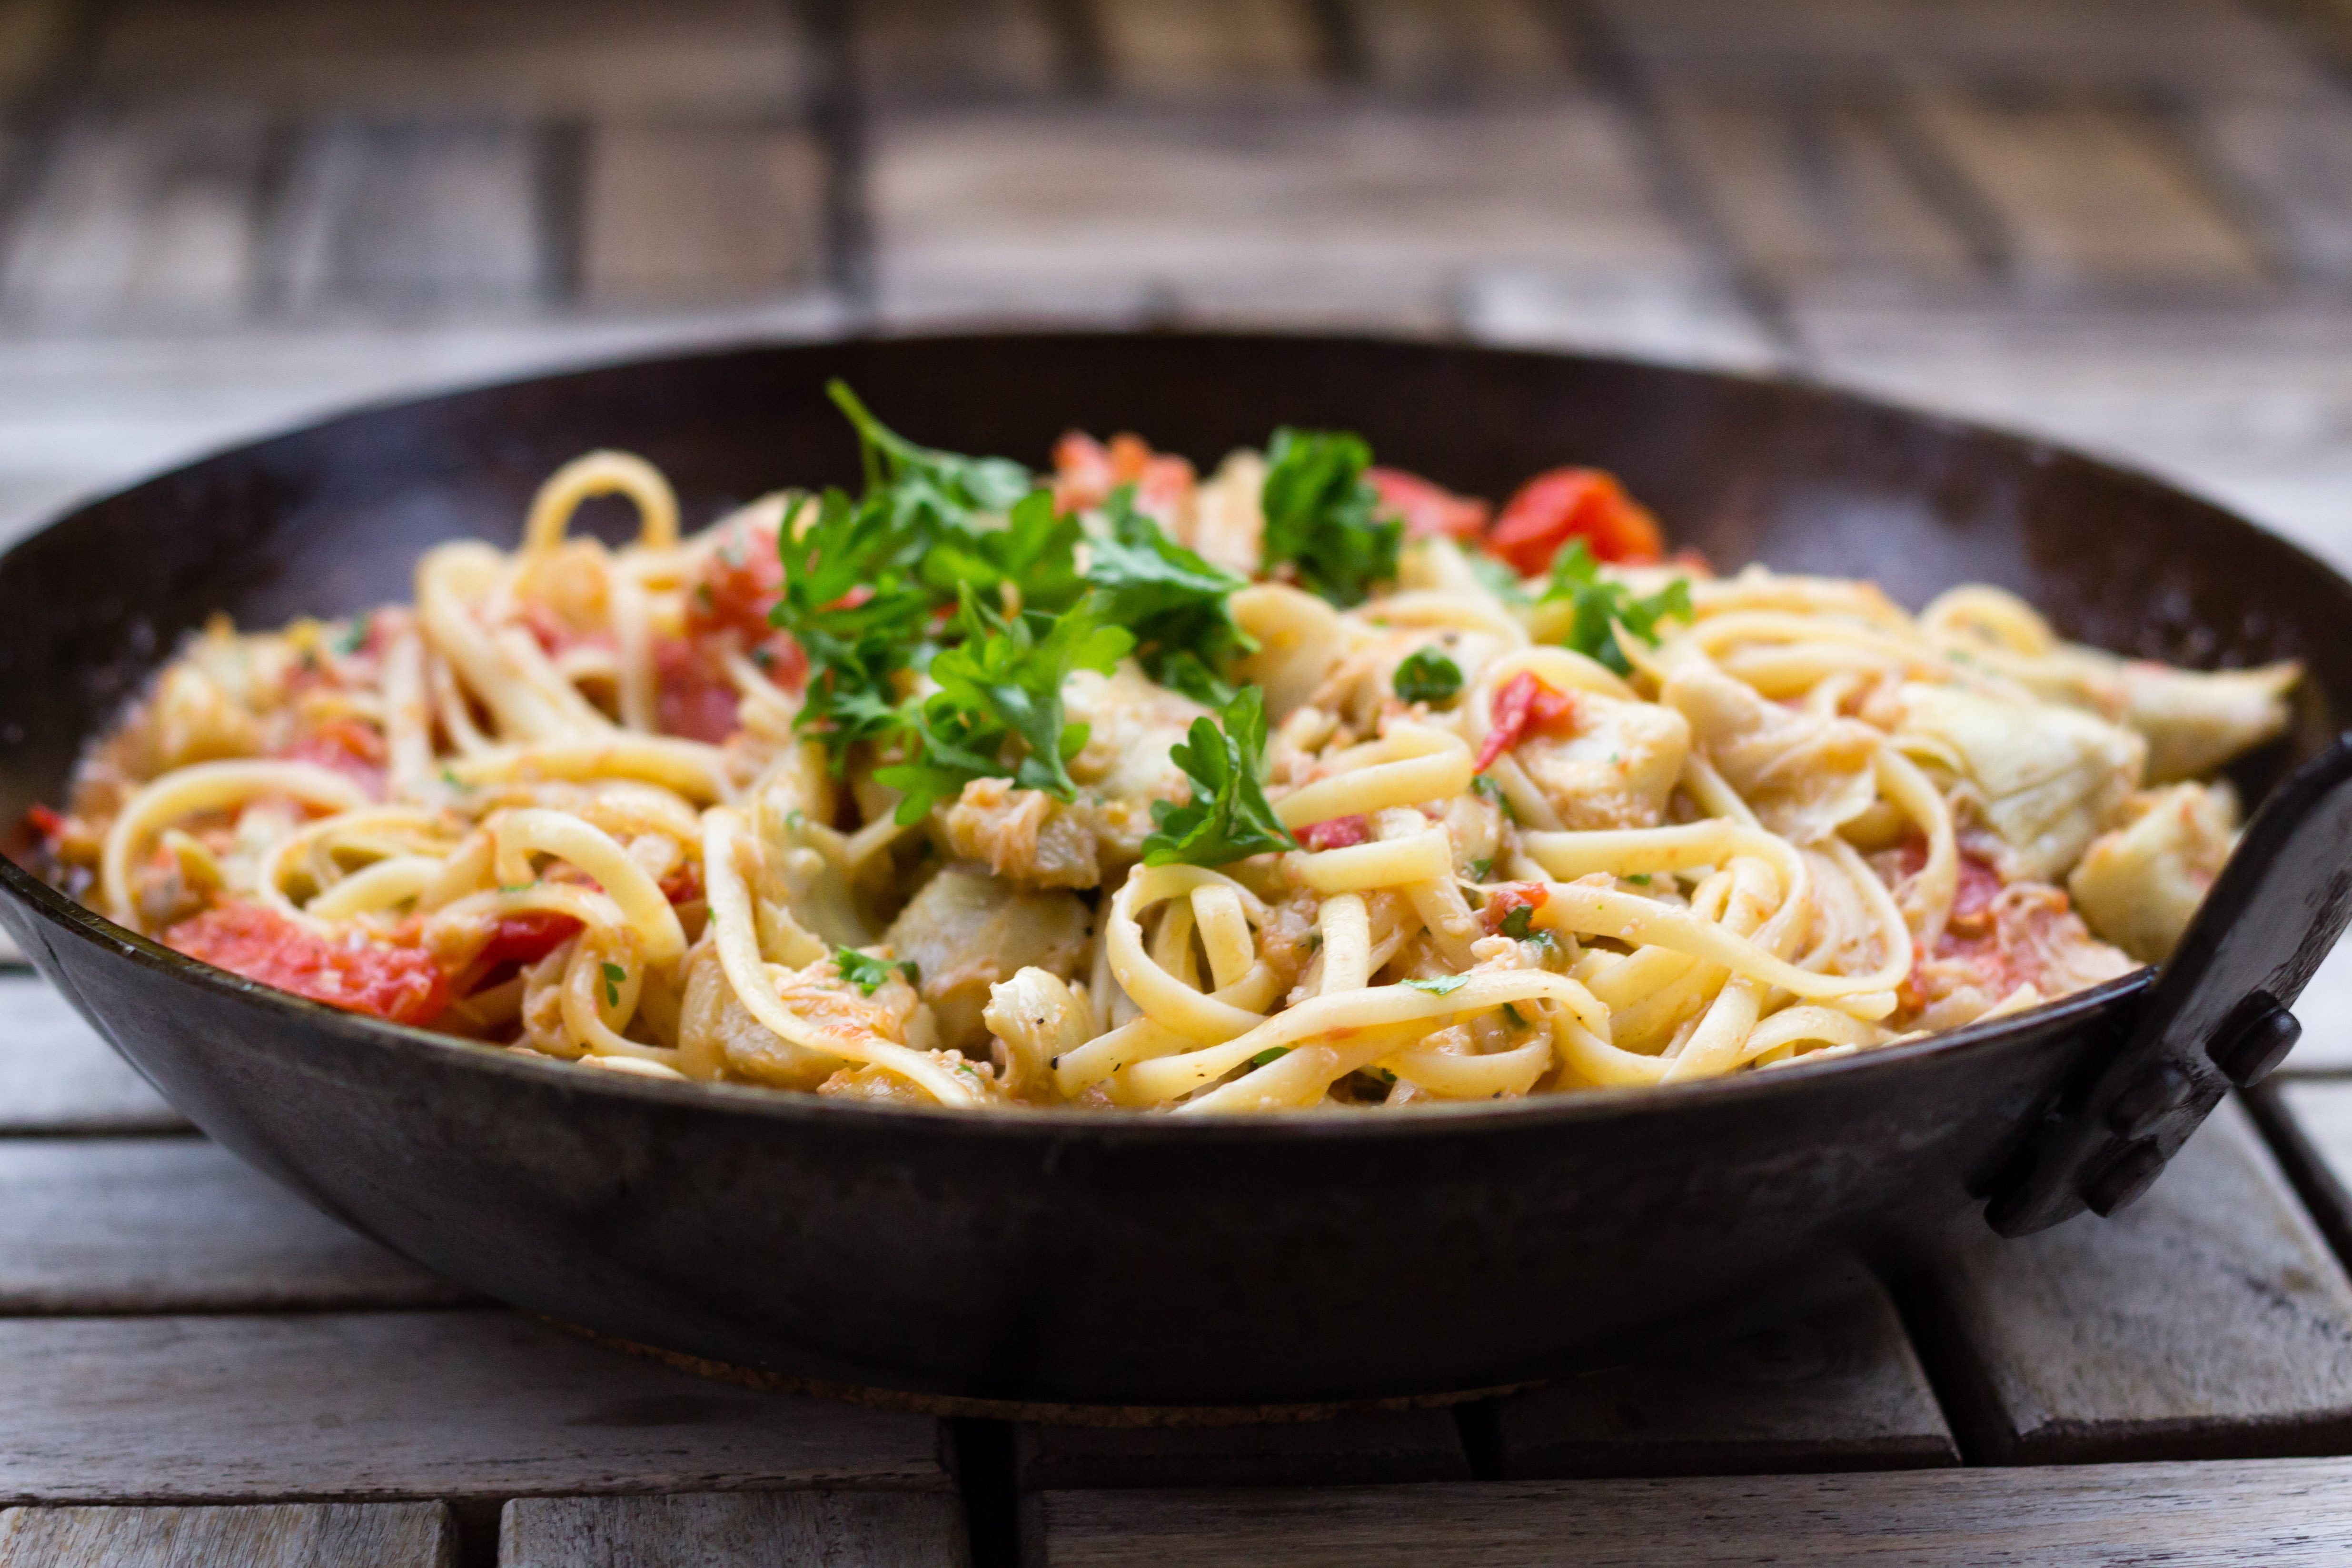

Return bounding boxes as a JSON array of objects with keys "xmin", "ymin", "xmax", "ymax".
[
  {"xmin": 1654, "ymin": 88, "xmax": 1980, "ymax": 289},
  {"xmin": 0, "ymin": 1502, "xmax": 454, "ymax": 1568},
  {"xmin": 2259, "ymin": 1078, "xmax": 2352, "ymax": 1280},
  {"xmin": 2196, "ymin": 93, "xmax": 2352, "ymax": 287},
  {"xmin": 1483, "ymin": 1281, "xmax": 1956, "ymax": 1478},
  {"xmin": 0, "ymin": 1136, "xmax": 468, "ymax": 1312},
  {"xmin": 498, "ymin": 1491, "xmax": 969, "ymax": 1568},
  {"xmin": 90, "ymin": 0, "xmax": 810, "ymax": 117},
  {"xmin": 1012, "ymin": 1409, "xmax": 1469, "ymax": 1492},
  {"xmin": 1910, "ymin": 90, "xmax": 2266, "ymax": 291},
  {"xmin": 0, "ymin": 108, "xmax": 266, "ymax": 326},
  {"xmin": 0, "ymin": 975, "xmax": 183, "ymax": 1133},
  {"xmin": 853, "ymin": 0, "xmax": 1065, "ymax": 103},
  {"xmin": 0, "ymin": 1310, "xmax": 947, "ymax": 1503},
  {"xmin": 1034, "ymin": 1458, "xmax": 2352, "ymax": 1567},
  {"xmin": 871, "ymin": 102, "xmax": 1694, "ymax": 327},
  {"xmin": 578, "ymin": 122, "xmax": 825, "ymax": 305},
  {"xmin": 1342, "ymin": 0, "xmax": 1572, "ymax": 96},
  {"xmin": 1909, "ymin": 1097, "xmax": 2352, "ymax": 1463},
  {"xmin": 266, "ymin": 118, "xmax": 543, "ymax": 311},
  {"xmin": 1089, "ymin": 0, "xmax": 1326, "ymax": 97}
]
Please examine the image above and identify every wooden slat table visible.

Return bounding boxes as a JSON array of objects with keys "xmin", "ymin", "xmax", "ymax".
[{"xmin": 10, "ymin": 0, "xmax": 2352, "ymax": 1562}]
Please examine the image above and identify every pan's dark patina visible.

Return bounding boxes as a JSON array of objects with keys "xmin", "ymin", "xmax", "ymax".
[{"xmin": 3, "ymin": 333, "xmax": 2351, "ymax": 1409}]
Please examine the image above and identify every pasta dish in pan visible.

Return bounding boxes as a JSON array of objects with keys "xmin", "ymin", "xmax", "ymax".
[{"xmin": 28, "ymin": 387, "xmax": 2300, "ymax": 1112}]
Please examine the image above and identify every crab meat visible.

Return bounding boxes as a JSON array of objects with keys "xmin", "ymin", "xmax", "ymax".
[{"xmin": 883, "ymin": 869, "xmax": 1091, "ymax": 1052}]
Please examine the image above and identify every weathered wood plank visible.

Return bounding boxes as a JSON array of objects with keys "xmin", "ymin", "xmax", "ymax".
[
  {"xmin": 2257, "ymin": 1077, "xmax": 2352, "ymax": 1275},
  {"xmin": 2195, "ymin": 93, "xmax": 2352, "ymax": 287},
  {"xmin": 498, "ymin": 1492, "xmax": 968, "ymax": 1568},
  {"xmin": 1910, "ymin": 89, "xmax": 2267, "ymax": 291},
  {"xmin": 1012, "ymin": 1409, "xmax": 1469, "ymax": 1492},
  {"xmin": 578, "ymin": 121, "xmax": 825, "ymax": 305},
  {"xmin": 853, "ymin": 0, "xmax": 1065, "ymax": 104},
  {"xmin": 1484, "ymin": 1280, "xmax": 1955, "ymax": 1478},
  {"xmin": 871, "ymin": 102, "xmax": 1697, "ymax": 327},
  {"xmin": 91, "ymin": 0, "xmax": 811, "ymax": 117},
  {"xmin": 1907, "ymin": 1096, "xmax": 2352, "ymax": 1462},
  {"xmin": 0, "ymin": 109, "xmax": 266, "ymax": 326},
  {"xmin": 0, "ymin": 1311, "xmax": 948, "ymax": 1502},
  {"xmin": 0, "ymin": 1502, "xmax": 454, "ymax": 1568},
  {"xmin": 1459, "ymin": 270, "xmax": 1784, "ymax": 371},
  {"xmin": 1089, "ymin": 0, "xmax": 1327, "ymax": 97},
  {"xmin": 1341, "ymin": 0, "xmax": 1572, "ymax": 97},
  {"xmin": 0, "ymin": 974, "xmax": 183, "ymax": 1134},
  {"xmin": 267, "ymin": 118, "xmax": 544, "ymax": 311},
  {"xmin": 1035, "ymin": 1458, "xmax": 2352, "ymax": 1567},
  {"xmin": 0, "ymin": 1136, "xmax": 468, "ymax": 1311},
  {"xmin": 1652, "ymin": 87, "xmax": 1980, "ymax": 289}
]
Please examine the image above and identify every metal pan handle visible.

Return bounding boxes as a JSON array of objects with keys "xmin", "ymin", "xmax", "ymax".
[{"xmin": 1986, "ymin": 735, "xmax": 2352, "ymax": 1236}]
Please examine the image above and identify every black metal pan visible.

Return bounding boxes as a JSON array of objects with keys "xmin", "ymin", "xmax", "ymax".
[{"xmin": 3, "ymin": 333, "xmax": 2349, "ymax": 1410}]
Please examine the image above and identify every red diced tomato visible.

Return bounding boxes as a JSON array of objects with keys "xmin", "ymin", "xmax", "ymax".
[
  {"xmin": 688, "ymin": 530, "xmax": 787, "ymax": 643},
  {"xmin": 1480, "ymin": 881, "xmax": 1549, "ymax": 935},
  {"xmin": 284, "ymin": 718, "xmax": 388, "ymax": 799},
  {"xmin": 164, "ymin": 900, "xmax": 449, "ymax": 1026},
  {"xmin": 1369, "ymin": 468, "xmax": 1490, "ymax": 541},
  {"xmin": 25, "ymin": 804, "xmax": 66, "ymax": 844},
  {"xmin": 653, "ymin": 637, "xmax": 742, "ymax": 744},
  {"xmin": 1298, "ymin": 815, "xmax": 1370, "ymax": 852},
  {"xmin": 659, "ymin": 860, "xmax": 704, "ymax": 906},
  {"xmin": 1052, "ymin": 430, "xmax": 1194, "ymax": 518},
  {"xmin": 1474, "ymin": 672, "xmax": 1580, "ymax": 773},
  {"xmin": 476, "ymin": 910, "xmax": 583, "ymax": 971},
  {"xmin": 1486, "ymin": 467, "xmax": 1665, "ymax": 576}
]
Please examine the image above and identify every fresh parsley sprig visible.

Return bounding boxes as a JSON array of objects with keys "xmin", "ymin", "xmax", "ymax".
[
  {"xmin": 1541, "ymin": 540, "xmax": 1692, "ymax": 676},
  {"xmin": 1084, "ymin": 486, "xmax": 1255, "ymax": 706},
  {"xmin": 874, "ymin": 587, "xmax": 1133, "ymax": 824},
  {"xmin": 1141, "ymin": 686, "xmax": 1300, "ymax": 868},
  {"xmin": 828, "ymin": 380, "xmax": 1033, "ymax": 538},
  {"xmin": 834, "ymin": 946, "xmax": 918, "ymax": 995},
  {"xmin": 1260, "ymin": 427, "xmax": 1401, "ymax": 608}
]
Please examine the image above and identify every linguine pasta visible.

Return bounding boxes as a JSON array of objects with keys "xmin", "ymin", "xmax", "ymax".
[{"xmin": 30, "ymin": 390, "xmax": 2302, "ymax": 1113}]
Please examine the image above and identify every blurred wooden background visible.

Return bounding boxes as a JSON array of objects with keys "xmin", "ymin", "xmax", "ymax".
[{"xmin": 8, "ymin": 0, "xmax": 2352, "ymax": 555}]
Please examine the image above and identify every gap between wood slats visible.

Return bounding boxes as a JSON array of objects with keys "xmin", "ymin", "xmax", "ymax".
[{"xmin": 498, "ymin": 1491, "xmax": 971, "ymax": 1568}]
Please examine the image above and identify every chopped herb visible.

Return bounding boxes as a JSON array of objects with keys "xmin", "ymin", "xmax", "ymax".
[
  {"xmin": 439, "ymin": 765, "xmax": 462, "ymax": 788},
  {"xmin": 828, "ymin": 380, "xmax": 1034, "ymax": 538},
  {"xmin": 784, "ymin": 808, "xmax": 807, "ymax": 831},
  {"xmin": 922, "ymin": 486, "xmax": 1087, "ymax": 613},
  {"xmin": 1084, "ymin": 487, "xmax": 1254, "ymax": 704},
  {"xmin": 1405, "ymin": 974, "xmax": 1470, "ymax": 996},
  {"xmin": 600, "ymin": 961, "xmax": 625, "ymax": 1007},
  {"xmin": 1248, "ymin": 1046, "xmax": 1291, "ymax": 1068},
  {"xmin": 769, "ymin": 487, "xmax": 933, "ymax": 764},
  {"xmin": 1539, "ymin": 539, "xmax": 1692, "ymax": 676},
  {"xmin": 1501, "ymin": 1003, "xmax": 1528, "ymax": 1029},
  {"xmin": 1528, "ymin": 930, "xmax": 1558, "ymax": 952},
  {"xmin": 1626, "ymin": 872, "xmax": 1652, "ymax": 885},
  {"xmin": 1260, "ymin": 427, "xmax": 1401, "ymax": 607},
  {"xmin": 497, "ymin": 883, "xmax": 535, "ymax": 894},
  {"xmin": 1304, "ymin": 931, "xmax": 1323, "ymax": 952},
  {"xmin": 834, "ymin": 945, "xmax": 918, "ymax": 995},
  {"xmin": 1499, "ymin": 904, "xmax": 1536, "ymax": 940},
  {"xmin": 874, "ymin": 587, "xmax": 1133, "ymax": 824},
  {"xmin": 1470, "ymin": 773, "xmax": 1517, "ymax": 822},
  {"xmin": 333, "ymin": 617, "xmax": 370, "ymax": 655},
  {"xmin": 1141, "ymin": 686, "xmax": 1300, "ymax": 868},
  {"xmin": 749, "ymin": 645, "xmax": 774, "ymax": 670},
  {"xmin": 1376, "ymin": 1068, "xmax": 1398, "ymax": 1084},
  {"xmin": 1468, "ymin": 856, "xmax": 1495, "ymax": 882},
  {"xmin": 1392, "ymin": 645, "xmax": 1463, "ymax": 705}
]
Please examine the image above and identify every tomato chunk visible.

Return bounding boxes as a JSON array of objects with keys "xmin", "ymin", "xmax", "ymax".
[
  {"xmin": 1052, "ymin": 430, "xmax": 1195, "ymax": 519},
  {"xmin": 165, "ymin": 900, "xmax": 448, "ymax": 1026},
  {"xmin": 654, "ymin": 636, "xmax": 743, "ymax": 744},
  {"xmin": 1368, "ymin": 468, "xmax": 1490, "ymax": 542},
  {"xmin": 1298, "ymin": 815, "xmax": 1370, "ymax": 852},
  {"xmin": 1474, "ymin": 672, "xmax": 1580, "ymax": 773},
  {"xmin": 1486, "ymin": 467, "xmax": 1664, "ymax": 575},
  {"xmin": 476, "ymin": 910, "xmax": 583, "ymax": 971},
  {"xmin": 283, "ymin": 718, "xmax": 389, "ymax": 799},
  {"xmin": 1480, "ymin": 881, "xmax": 1549, "ymax": 936}
]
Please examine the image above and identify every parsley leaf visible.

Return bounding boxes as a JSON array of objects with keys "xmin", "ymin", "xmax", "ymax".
[
  {"xmin": 600, "ymin": 961, "xmax": 626, "ymax": 1007},
  {"xmin": 1540, "ymin": 540, "xmax": 1692, "ymax": 676},
  {"xmin": 1467, "ymin": 554, "xmax": 1531, "ymax": 606},
  {"xmin": 828, "ymin": 379, "xmax": 1033, "ymax": 536},
  {"xmin": 769, "ymin": 487, "xmax": 931, "ymax": 763},
  {"xmin": 921, "ymin": 486, "xmax": 1087, "ymax": 614},
  {"xmin": 1249, "ymin": 1046, "xmax": 1291, "ymax": 1068},
  {"xmin": 1499, "ymin": 904, "xmax": 1535, "ymax": 940},
  {"xmin": 1393, "ymin": 646, "xmax": 1463, "ymax": 705},
  {"xmin": 1260, "ymin": 427, "xmax": 1401, "ymax": 608},
  {"xmin": 834, "ymin": 946, "xmax": 918, "ymax": 995},
  {"xmin": 875, "ymin": 588, "xmax": 1132, "ymax": 824},
  {"xmin": 1404, "ymin": 974, "xmax": 1469, "ymax": 996},
  {"xmin": 1084, "ymin": 486, "xmax": 1254, "ymax": 705},
  {"xmin": 1141, "ymin": 686, "xmax": 1300, "ymax": 867}
]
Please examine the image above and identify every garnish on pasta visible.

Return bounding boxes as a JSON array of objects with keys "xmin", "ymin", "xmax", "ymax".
[{"xmin": 29, "ymin": 390, "xmax": 2302, "ymax": 1113}]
